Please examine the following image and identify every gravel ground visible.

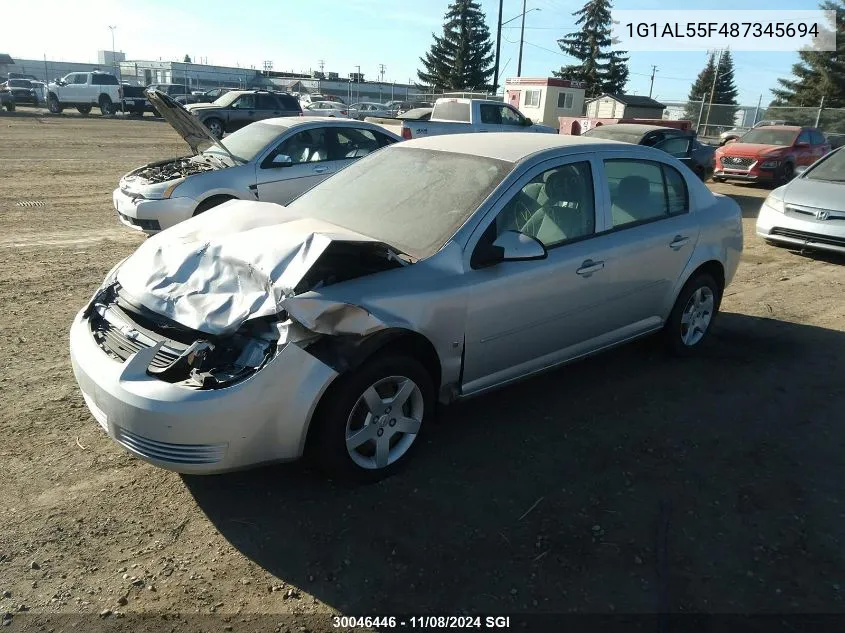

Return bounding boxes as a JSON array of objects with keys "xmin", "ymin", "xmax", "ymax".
[{"xmin": 0, "ymin": 111, "xmax": 844, "ymax": 631}]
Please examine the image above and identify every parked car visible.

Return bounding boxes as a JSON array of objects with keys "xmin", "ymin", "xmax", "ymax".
[
  {"xmin": 713, "ymin": 125, "xmax": 830, "ymax": 185},
  {"xmin": 756, "ymin": 145, "xmax": 845, "ymax": 254},
  {"xmin": 719, "ymin": 119, "xmax": 801, "ymax": 145},
  {"xmin": 0, "ymin": 90, "xmax": 14, "ymax": 112},
  {"xmin": 47, "ymin": 71, "xmax": 123, "ymax": 115},
  {"xmin": 400, "ymin": 98, "xmax": 556, "ymax": 139},
  {"xmin": 73, "ymin": 133, "xmax": 742, "ymax": 479},
  {"xmin": 303, "ymin": 101, "xmax": 349, "ymax": 117},
  {"xmin": 1, "ymin": 79, "xmax": 39, "ymax": 105},
  {"xmin": 583, "ymin": 123, "xmax": 715, "ymax": 181},
  {"xmin": 7, "ymin": 72, "xmax": 38, "ymax": 81},
  {"xmin": 113, "ymin": 89, "xmax": 399, "ymax": 233},
  {"xmin": 348, "ymin": 102, "xmax": 393, "ymax": 120},
  {"xmin": 396, "ymin": 100, "xmax": 432, "ymax": 115},
  {"xmin": 120, "ymin": 82, "xmax": 148, "ymax": 115},
  {"xmin": 825, "ymin": 133, "xmax": 845, "ymax": 150},
  {"xmin": 147, "ymin": 83, "xmax": 192, "ymax": 103},
  {"xmin": 183, "ymin": 89, "xmax": 302, "ymax": 138}
]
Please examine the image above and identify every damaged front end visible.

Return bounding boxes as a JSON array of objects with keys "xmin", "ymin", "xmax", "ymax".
[
  {"xmin": 123, "ymin": 156, "xmax": 217, "ymax": 186},
  {"xmin": 85, "ymin": 282, "xmax": 321, "ymax": 390}
]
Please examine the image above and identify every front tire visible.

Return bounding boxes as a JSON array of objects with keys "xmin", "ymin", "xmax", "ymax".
[
  {"xmin": 309, "ymin": 354, "xmax": 434, "ymax": 481},
  {"xmin": 663, "ymin": 273, "xmax": 721, "ymax": 356},
  {"xmin": 713, "ymin": 176, "xmax": 726, "ymax": 183},
  {"xmin": 204, "ymin": 117, "xmax": 224, "ymax": 139},
  {"xmin": 780, "ymin": 162, "xmax": 794, "ymax": 185},
  {"xmin": 4, "ymin": 102, "xmax": 14, "ymax": 112}
]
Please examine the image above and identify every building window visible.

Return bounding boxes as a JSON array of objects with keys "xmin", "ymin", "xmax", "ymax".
[
  {"xmin": 557, "ymin": 92, "xmax": 574, "ymax": 110},
  {"xmin": 524, "ymin": 89, "xmax": 541, "ymax": 108}
]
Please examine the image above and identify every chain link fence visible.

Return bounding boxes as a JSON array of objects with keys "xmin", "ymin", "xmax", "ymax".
[{"xmin": 661, "ymin": 100, "xmax": 845, "ymax": 142}]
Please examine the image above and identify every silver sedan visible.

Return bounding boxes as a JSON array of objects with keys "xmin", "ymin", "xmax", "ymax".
[
  {"xmin": 757, "ymin": 146, "xmax": 845, "ymax": 254},
  {"xmin": 71, "ymin": 134, "xmax": 743, "ymax": 480},
  {"xmin": 113, "ymin": 91, "xmax": 399, "ymax": 233}
]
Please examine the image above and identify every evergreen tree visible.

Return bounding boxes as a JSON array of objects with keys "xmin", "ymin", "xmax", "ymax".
[
  {"xmin": 552, "ymin": 0, "xmax": 629, "ymax": 97},
  {"xmin": 683, "ymin": 51, "xmax": 738, "ymax": 130},
  {"xmin": 183, "ymin": 54, "xmax": 192, "ymax": 63},
  {"xmin": 417, "ymin": 0, "xmax": 494, "ymax": 92},
  {"xmin": 771, "ymin": 1, "xmax": 845, "ymax": 108}
]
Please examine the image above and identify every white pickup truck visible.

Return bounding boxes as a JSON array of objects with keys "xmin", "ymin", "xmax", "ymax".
[
  {"xmin": 399, "ymin": 98, "xmax": 557, "ymax": 139},
  {"xmin": 47, "ymin": 71, "xmax": 123, "ymax": 115}
]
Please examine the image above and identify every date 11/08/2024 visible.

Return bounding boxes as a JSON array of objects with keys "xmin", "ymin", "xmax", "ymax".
[
  {"xmin": 625, "ymin": 22, "xmax": 820, "ymax": 39},
  {"xmin": 331, "ymin": 616, "xmax": 512, "ymax": 629}
]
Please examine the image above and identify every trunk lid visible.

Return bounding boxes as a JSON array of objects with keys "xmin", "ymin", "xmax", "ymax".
[{"xmin": 145, "ymin": 88, "xmax": 238, "ymax": 163}]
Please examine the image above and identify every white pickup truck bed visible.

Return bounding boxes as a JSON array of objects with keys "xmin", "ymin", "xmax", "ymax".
[{"xmin": 400, "ymin": 98, "xmax": 557, "ymax": 139}]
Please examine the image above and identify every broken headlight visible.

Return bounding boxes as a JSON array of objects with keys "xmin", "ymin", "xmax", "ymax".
[{"xmin": 148, "ymin": 336, "xmax": 274, "ymax": 389}]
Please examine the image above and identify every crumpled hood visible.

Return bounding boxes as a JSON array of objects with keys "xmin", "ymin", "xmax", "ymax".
[{"xmin": 115, "ymin": 200, "xmax": 386, "ymax": 336}]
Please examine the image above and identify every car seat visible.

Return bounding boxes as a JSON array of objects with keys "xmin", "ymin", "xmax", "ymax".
[
  {"xmin": 611, "ymin": 175, "xmax": 654, "ymax": 226},
  {"xmin": 520, "ymin": 168, "xmax": 592, "ymax": 244}
]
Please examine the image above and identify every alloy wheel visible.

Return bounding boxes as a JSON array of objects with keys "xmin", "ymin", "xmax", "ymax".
[
  {"xmin": 345, "ymin": 375, "xmax": 424, "ymax": 470},
  {"xmin": 680, "ymin": 286, "xmax": 715, "ymax": 346}
]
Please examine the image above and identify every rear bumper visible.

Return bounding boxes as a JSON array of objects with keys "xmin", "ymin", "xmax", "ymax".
[
  {"xmin": 756, "ymin": 202, "xmax": 845, "ymax": 254},
  {"xmin": 113, "ymin": 188, "xmax": 197, "ymax": 234}
]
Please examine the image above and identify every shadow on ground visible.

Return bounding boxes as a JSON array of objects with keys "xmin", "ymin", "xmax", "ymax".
[{"xmin": 185, "ymin": 313, "xmax": 845, "ymax": 614}]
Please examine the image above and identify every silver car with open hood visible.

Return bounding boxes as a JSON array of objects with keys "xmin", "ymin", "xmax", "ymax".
[
  {"xmin": 72, "ymin": 133, "xmax": 742, "ymax": 480},
  {"xmin": 112, "ymin": 89, "xmax": 400, "ymax": 234}
]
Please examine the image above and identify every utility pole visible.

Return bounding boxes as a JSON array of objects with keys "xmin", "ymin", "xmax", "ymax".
[
  {"xmin": 517, "ymin": 0, "xmax": 527, "ymax": 77},
  {"xmin": 355, "ymin": 65, "xmax": 361, "ymax": 102},
  {"xmin": 695, "ymin": 94, "xmax": 707, "ymax": 135},
  {"xmin": 648, "ymin": 65, "xmax": 657, "ymax": 98},
  {"xmin": 492, "ymin": 0, "xmax": 503, "ymax": 93},
  {"xmin": 753, "ymin": 93, "xmax": 762, "ymax": 126},
  {"xmin": 108, "ymin": 26, "xmax": 120, "ymax": 80},
  {"xmin": 43, "ymin": 53, "xmax": 48, "ymax": 83},
  {"xmin": 318, "ymin": 59, "xmax": 325, "ymax": 74},
  {"xmin": 702, "ymin": 49, "xmax": 723, "ymax": 137},
  {"xmin": 378, "ymin": 63, "xmax": 386, "ymax": 83}
]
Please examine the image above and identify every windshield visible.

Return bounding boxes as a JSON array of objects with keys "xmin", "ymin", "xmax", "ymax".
[
  {"xmin": 9, "ymin": 80, "xmax": 30, "ymax": 88},
  {"xmin": 739, "ymin": 128, "xmax": 798, "ymax": 146},
  {"xmin": 583, "ymin": 126, "xmax": 645, "ymax": 144},
  {"xmin": 287, "ymin": 147, "xmax": 513, "ymax": 259},
  {"xmin": 204, "ymin": 121, "xmax": 286, "ymax": 163},
  {"xmin": 805, "ymin": 147, "xmax": 845, "ymax": 182},
  {"xmin": 212, "ymin": 92, "xmax": 241, "ymax": 107}
]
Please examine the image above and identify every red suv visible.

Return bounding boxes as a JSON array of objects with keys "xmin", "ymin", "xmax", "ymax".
[{"xmin": 714, "ymin": 125, "xmax": 829, "ymax": 186}]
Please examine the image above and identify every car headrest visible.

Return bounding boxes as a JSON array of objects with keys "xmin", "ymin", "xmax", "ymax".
[{"xmin": 617, "ymin": 176, "xmax": 650, "ymax": 203}]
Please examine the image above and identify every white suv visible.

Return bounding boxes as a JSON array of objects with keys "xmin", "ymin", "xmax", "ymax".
[{"xmin": 47, "ymin": 72, "xmax": 123, "ymax": 115}]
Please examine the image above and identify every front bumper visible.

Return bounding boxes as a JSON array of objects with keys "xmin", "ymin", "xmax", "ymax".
[
  {"xmin": 714, "ymin": 161, "xmax": 779, "ymax": 182},
  {"xmin": 69, "ymin": 310, "xmax": 338, "ymax": 474},
  {"xmin": 756, "ymin": 202, "xmax": 845, "ymax": 254},
  {"xmin": 113, "ymin": 188, "xmax": 197, "ymax": 234}
]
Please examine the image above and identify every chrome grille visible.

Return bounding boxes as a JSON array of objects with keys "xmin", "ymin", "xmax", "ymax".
[
  {"xmin": 722, "ymin": 156, "xmax": 755, "ymax": 168},
  {"xmin": 114, "ymin": 426, "xmax": 226, "ymax": 465},
  {"xmin": 770, "ymin": 228, "xmax": 845, "ymax": 247}
]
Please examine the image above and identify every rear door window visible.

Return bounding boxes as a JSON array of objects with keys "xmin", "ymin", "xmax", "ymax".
[{"xmin": 605, "ymin": 159, "xmax": 689, "ymax": 228}]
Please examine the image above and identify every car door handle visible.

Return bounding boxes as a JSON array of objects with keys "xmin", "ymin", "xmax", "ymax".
[
  {"xmin": 313, "ymin": 166, "xmax": 330, "ymax": 174},
  {"xmin": 669, "ymin": 235, "xmax": 690, "ymax": 250},
  {"xmin": 576, "ymin": 259, "xmax": 605, "ymax": 276}
]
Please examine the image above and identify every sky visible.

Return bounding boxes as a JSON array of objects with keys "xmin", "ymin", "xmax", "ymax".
[{"xmin": 3, "ymin": 0, "xmax": 818, "ymax": 106}]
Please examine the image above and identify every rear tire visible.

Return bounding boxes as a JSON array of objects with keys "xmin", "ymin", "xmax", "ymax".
[
  {"xmin": 48, "ymin": 94, "xmax": 62, "ymax": 114},
  {"xmin": 4, "ymin": 102, "xmax": 14, "ymax": 112},
  {"xmin": 713, "ymin": 176, "xmax": 726, "ymax": 183},
  {"xmin": 99, "ymin": 95, "xmax": 115, "ymax": 116},
  {"xmin": 663, "ymin": 273, "xmax": 722, "ymax": 357},
  {"xmin": 76, "ymin": 105, "xmax": 92, "ymax": 115},
  {"xmin": 308, "ymin": 353, "xmax": 434, "ymax": 482}
]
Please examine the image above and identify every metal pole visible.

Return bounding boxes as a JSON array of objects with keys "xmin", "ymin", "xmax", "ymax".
[
  {"xmin": 493, "ymin": 0, "xmax": 503, "ymax": 92},
  {"xmin": 648, "ymin": 65, "xmax": 657, "ymax": 98},
  {"xmin": 815, "ymin": 95, "xmax": 825, "ymax": 127},
  {"xmin": 43, "ymin": 54, "xmax": 48, "ymax": 83},
  {"xmin": 753, "ymin": 93, "xmax": 762, "ymax": 126},
  {"xmin": 702, "ymin": 49, "xmax": 722, "ymax": 137},
  {"xmin": 695, "ymin": 95, "xmax": 706, "ymax": 135},
  {"xmin": 517, "ymin": 0, "xmax": 526, "ymax": 77}
]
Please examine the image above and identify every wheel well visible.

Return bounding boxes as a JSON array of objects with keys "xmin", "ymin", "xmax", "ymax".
[
  {"xmin": 98, "ymin": 93, "xmax": 112, "ymax": 103},
  {"xmin": 193, "ymin": 194, "xmax": 237, "ymax": 215},
  {"xmin": 303, "ymin": 329, "xmax": 442, "ymax": 455},
  {"xmin": 690, "ymin": 260, "xmax": 725, "ymax": 296}
]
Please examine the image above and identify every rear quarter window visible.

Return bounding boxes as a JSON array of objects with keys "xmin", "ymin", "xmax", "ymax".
[
  {"xmin": 278, "ymin": 95, "xmax": 301, "ymax": 110},
  {"xmin": 92, "ymin": 74, "xmax": 119, "ymax": 85},
  {"xmin": 433, "ymin": 101, "xmax": 470, "ymax": 122}
]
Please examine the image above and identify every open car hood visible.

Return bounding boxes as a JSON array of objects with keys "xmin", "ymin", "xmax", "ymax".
[
  {"xmin": 145, "ymin": 88, "xmax": 237, "ymax": 163},
  {"xmin": 115, "ymin": 201, "xmax": 400, "ymax": 336}
]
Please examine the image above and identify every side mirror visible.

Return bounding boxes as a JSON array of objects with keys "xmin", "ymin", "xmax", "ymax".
[
  {"xmin": 522, "ymin": 117, "xmax": 534, "ymax": 126},
  {"xmin": 495, "ymin": 230, "xmax": 547, "ymax": 261},
  {"xmin": 271, "ymin": 154, "xmax": 293, "ymax": 167}
]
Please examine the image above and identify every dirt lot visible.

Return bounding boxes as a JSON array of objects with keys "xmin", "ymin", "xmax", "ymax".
[{"xmin": 0, "ymin": 112, "xmax": 844, "ymax": 631}]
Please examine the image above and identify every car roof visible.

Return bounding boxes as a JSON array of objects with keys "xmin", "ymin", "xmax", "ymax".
[
  {"xmin": 591, "ymin": 123, "xmax": 677, "ymax": 134},
  {"xmin": 258, "ymin": 116, "xmax": 399, "ymax": 133},
  {"xmin": 403, "ymin": 133, "xmax": 629, "ymax": 163}
]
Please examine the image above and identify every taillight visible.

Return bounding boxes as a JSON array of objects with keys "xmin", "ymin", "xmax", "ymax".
[{"xmin": 402, "ymin": 127, "xmax": 412, "ymax": 140}]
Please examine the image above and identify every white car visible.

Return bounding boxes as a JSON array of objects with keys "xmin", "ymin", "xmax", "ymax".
[
  {"xmin": 349, "ymin": 102, "xmax": 394, "ymax": 120},
  {"xmin": 303, "ymin": 101, "xmax": 349, "ymax": 118},
  {"xmin": 113, "ymin": 91, "xmax": 399, "ymax": 233}
]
